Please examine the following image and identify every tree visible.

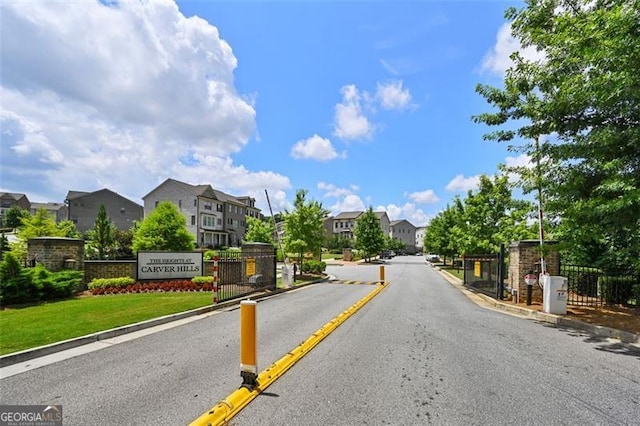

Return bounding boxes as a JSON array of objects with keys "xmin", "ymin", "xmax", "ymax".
[
  {"xmin": 132, "ymin": 201, "xmax": 195, "ymax": 252},
  {"xmin": 325, "ymin": 234, "xmax": 353, "ymax": 252},
  {"xmin": 283, "ymin": 189, "xmax": 328, "ymax": 265},
  {"xmin": 244, "ymin": 216, "xmax": 275, "ymax": 245},
  {"xmin": 113, "ymin": 228, "xmax": 135, "ymax": 259},
  {"xmin": 354, "ymin": 207, "xmax": 385, "ymax": 262},
  {"xmin": 3, "ymin": 206, "xmax": 29, "ymax": 229},
  {"xmin": 424, "ymin": 202, "xmax": 461, "ymax": 264},
  {"xmin": 18, "ymin": 208, "xmax": 67, "ymax": 239},
  {"xmin": 473, "ymin": 0, "xmax": 640, "ymax": 270},
  {"xmin": 452, "ymin": 174, "xmax": 535, "ymax": 255},
  {"xmin": 384, "ymin": 235, "xmax": 406, "ymax": 253},
  {"xmin": 87, "ymin": 205, "xmax": 115, "ymax": 259}
]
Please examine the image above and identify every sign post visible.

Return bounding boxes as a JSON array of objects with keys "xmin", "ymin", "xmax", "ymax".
[{"xmin": 524, "ymin": 270, "xmax": 537, "ymax": 306}]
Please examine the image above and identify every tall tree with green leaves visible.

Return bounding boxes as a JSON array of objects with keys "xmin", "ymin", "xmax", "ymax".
[
  {"xmin": 473, "ymin": 0, "xmax": 640, "ymax": 270},
  {"xmin": 244, "ymin": 216, "xmax": 275, "ymax": 245},
  {"xmin": 132, "ymin": 201, "xmax": 195, "ymax": 252},
  {"xmin": 2, "ymin": 206, "xmax": 29, "ymax": 229},
  {"xmin": 10, "ymin": 208, "xmax": 79, "ymax": 262},
  {"xmin": 87, "ymin": 205, "xmax": 115, "ymax": 259},
  {"xmin": 113, "ymin": 228, "xmax": 135, "ymax": 259},
  {"xmin": 354, "ymin": 207, "xmax": 385, "ymax": 262},
  {"xmin": 424, "ymin": 200, "xmax": 463, "ymax": 264},
  {"xmin": 18, "ymin": 208, "xmax": 67, "ymax": 239},
  {"xmin": 451, "ymin": 174, "xmax": 535, "ymax": 255},
  {"xmin": 283, "ymin": 189, "xmax": 328, "ymax": 265}
]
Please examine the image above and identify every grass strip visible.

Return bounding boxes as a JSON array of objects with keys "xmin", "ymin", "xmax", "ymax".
[{"xmin": 0, "ymin": 292, "xmax": 212, "ymax": 355}]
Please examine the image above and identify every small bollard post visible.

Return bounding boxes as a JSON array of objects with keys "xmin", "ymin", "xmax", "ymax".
[
  {"xmin": 379, "ymin": 265, "xmax": 385, "ymax": 282},
  {"xmin": 240, "ymin": 300, "xmax": 258, "ymax": 390}
]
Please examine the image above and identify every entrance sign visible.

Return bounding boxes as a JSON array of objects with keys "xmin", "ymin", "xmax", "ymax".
[
  {"xmin": 137, "ymin": 251, "xmax": 203, "ymax": 280},
  {"xmin": 246, "ymin": 257, "xmax": 256, "ymax": 276},
  {"xmin": 524, "ymin": 273, "xmax": 537, "ymax": 286},
  {"xmin": 474, "ymin": 261, "xmax": 481, "ymax": 277}
]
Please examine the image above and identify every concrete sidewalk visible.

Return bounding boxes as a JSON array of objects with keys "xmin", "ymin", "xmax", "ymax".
[{"xmin": 432, "ymin": 263, "xmax": 640, "ymax": 346}]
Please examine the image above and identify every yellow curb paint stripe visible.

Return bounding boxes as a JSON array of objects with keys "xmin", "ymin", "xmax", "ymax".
[{"xmin": 189, "ymin": 281, "xmax": 388, "ymax": 426}]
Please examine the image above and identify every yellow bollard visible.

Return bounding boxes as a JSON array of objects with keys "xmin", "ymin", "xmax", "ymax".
[
  {"xmin": 379, "ymin": 265, "xmax": 385, "ymax": 282},
  {"xmin": 240, "ymin": 300, "xmax": 258, "ymax": 389}
]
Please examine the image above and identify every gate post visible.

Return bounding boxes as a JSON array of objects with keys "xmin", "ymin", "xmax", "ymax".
[{"xmin": 496, "ymin": 244, "xmax": 505, "ymax": 300}]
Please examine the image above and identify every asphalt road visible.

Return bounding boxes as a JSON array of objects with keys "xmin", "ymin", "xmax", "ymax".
[{"xmin": 1, "ymin": 256, "xmax": 639, "ymax": 425}]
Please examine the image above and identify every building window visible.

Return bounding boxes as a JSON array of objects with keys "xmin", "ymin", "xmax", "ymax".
[
  {"xmin": 194, "ymin": 199, "xmax": 197, "ymax": 207},
  {"xmin": 217, "ymin": 218, "xmax": 222, "ymax": 225},
  {"xmin": 120, "ymin": 207, "xmax": 125, "ymax": 214},
  {"xmin": 155, "ymin": 201, "xmax": 159, "ymax": 207},
  {"xmin": 179, "ymin": 200, "xmax": 182, "ymax": 208},
  {"xmin": 204, "ymin": 202, "xmax": 212, "ymax": 210},
  {"xmin": 217, "ymin": 204, "xmax": 223, "ymax": 212},
  {"xmin": 191, "ymin": 215, "xmax": 196, "ymax": 225}
]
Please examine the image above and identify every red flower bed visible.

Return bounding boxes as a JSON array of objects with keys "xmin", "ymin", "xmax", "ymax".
[{"xmin": 91, "ymin": 280, "xmax": 212, "ymax": 295}]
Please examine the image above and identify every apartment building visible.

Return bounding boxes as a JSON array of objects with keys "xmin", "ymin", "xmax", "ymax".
[
  {"xmin": 325, "ymin": 210, "xmax": 391, "ymax": 240},
  {"xmin": 65, "ymin": 189, "xmax": 143, "ymax": 233},
  {"xmin": 0, "ymin": 192, "xmax": 31, "ymax": 227},
  {"xmin": 142, "ymin": 178, "xmax": 260, "ymax": 248},
  {"xmin": 390, "ymin": 219, "xmax": 417, "ymax": 254}
]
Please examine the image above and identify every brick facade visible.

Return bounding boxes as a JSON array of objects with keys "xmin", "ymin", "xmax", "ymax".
[
  {"xmin": 27, "ymin": 237, "xmax": 84, "ymax": 273},
  {"xmin": 508, "ymin": 240, "xmax": 560, "ymax": 302}
]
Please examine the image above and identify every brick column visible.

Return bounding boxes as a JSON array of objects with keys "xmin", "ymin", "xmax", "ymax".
[{"xmin": 508, "ymin": 240, "xmax": 559, "ymax": 303}]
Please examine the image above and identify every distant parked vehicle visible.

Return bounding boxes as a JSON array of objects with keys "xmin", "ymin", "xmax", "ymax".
[
  {"xmin": 426, "ymin": 254, "xmax": 439, "ymax": 261},
  {"xmin": 380, "ymin": 250, "xmax": 395, "ymax": 259}
]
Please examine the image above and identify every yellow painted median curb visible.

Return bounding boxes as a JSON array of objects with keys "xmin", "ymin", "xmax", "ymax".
[{"xmin": 189, "ymin": 281, "xmax": 389, "ymax": 426}]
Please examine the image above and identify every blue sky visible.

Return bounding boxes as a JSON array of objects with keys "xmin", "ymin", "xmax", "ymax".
[{"xmin": 1, "ymin": 0, "xmax": 535, "ymax": 227}]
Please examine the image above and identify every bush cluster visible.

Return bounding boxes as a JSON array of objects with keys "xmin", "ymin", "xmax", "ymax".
[
  {"xmin": 88, "ymin": 277, "xmax": 136, "ymax": 290},
  {"xmin": 301, "ymin": 260, "xmax": 326, "ymax": 274},
  {"xmin": 192, "ymin": 276, "xmax": 214, "ymax": 284},
  {"xmin": 90, "ymin": 279, "xmax": 213, "ymax": 295},
  {"xmin": 0, "ymin": 253, "xmax": 83, "ymax": 305}
]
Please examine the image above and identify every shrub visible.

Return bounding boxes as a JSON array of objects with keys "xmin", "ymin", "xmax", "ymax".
[
  {"xmin": 1, "ymin": 272, "xmax": 37, "ymax": 305},
  {"xmin": 88, "ymin": 277, "xmax": 135, "ymax": 290},
  {"xmin": 41, "ymin": 270, "xmax": 83, "ymax": 300},
  {"xmin": 573, "ymin": 271, "xmax": 600, "ymax": 297},
  {"xmin": 192, "ymin": 276, "xmax": 214, "ymax": 284},
  {"xmin": 301, "ymin": 260, "xmax": 326, "ymax": 274},
  {"xmin": 598, "ymin": 276, "xmax": 634, "ymax": 305},
  {"xmin": 0, "ymin": 252, "xmax": 22, "ymax": 282}
]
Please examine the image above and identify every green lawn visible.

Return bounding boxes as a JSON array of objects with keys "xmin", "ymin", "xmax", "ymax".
[
  {"xmin": 1, "ymin": 276, "xmax": 328, "ymax": 356},
  {"xmin": 434, "ymin": 262, "xmax": 464, "ymax": 280},
  {"xmin": 0, "ymin": 292, "xmax": 213, "ymax": 355}
]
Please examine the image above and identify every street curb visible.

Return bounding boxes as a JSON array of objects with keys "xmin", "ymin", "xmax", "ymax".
[
  {"xmin": 0, "ymin": 277, "xmax": 328, "ymax": 368},
  {"xmin": 432, "ymin": 265, "xmax": 640, "ymax": 346}
]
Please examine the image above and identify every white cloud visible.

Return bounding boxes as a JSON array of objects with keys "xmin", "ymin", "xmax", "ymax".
[
  {"xmin": 376, "ymin": 202, "xmax": 429, "ymax": 227},
  {"xmin": 376, "ymin": 80, "xmax": 413, "ymax": 111},
  {"xmin": 290, "ymin": 134, "xmax": 345, "ymax": 161},
  {"xmin": 318, "ymin": 182, "xmax": 359, "ymax": 199},
  {"xmin": 505, "ymin": 154, "xmax": 532, "ymax": 168},
  {"xmin": 329, "ymin": 194, "xmax": 366, "ymax": 215},
  {"xmin": 0, "ymin": 0, "xmax": 288, "ymax": 208},
  {"xmin": 481, "ymin": 22, "xmax": 546, "ymax": 75},
  {"xmin": 407, "ymin": 189, "xmax": 439, "ymax": 204},
  {"xmin": 445, "ymin": 174, "xmax": 480, "ymax": 192},
  {"xmin": 333, "ymin": 84, "xmax": 375, "ymax": 141}
]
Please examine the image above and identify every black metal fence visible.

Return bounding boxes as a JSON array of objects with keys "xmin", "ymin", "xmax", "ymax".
[
  {"xmin": 463, "ymin": 246, "xmax": 507, "ymax": 299},
  {"xmin": 560, "ymin": 264, "xmax": 639, "ymax": 307},
  {"xmin": 208, "ymin": 246, "xmax": 277, "ymax": 303}
]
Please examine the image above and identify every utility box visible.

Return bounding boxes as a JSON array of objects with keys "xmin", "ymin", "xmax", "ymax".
[
  {"xmin": 281, "ymin": 263, "xmax": 293, "ymax": 288},
  {"xmin": 543, "ymin": 276, "xmax": 568, "ymax": 315}
]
